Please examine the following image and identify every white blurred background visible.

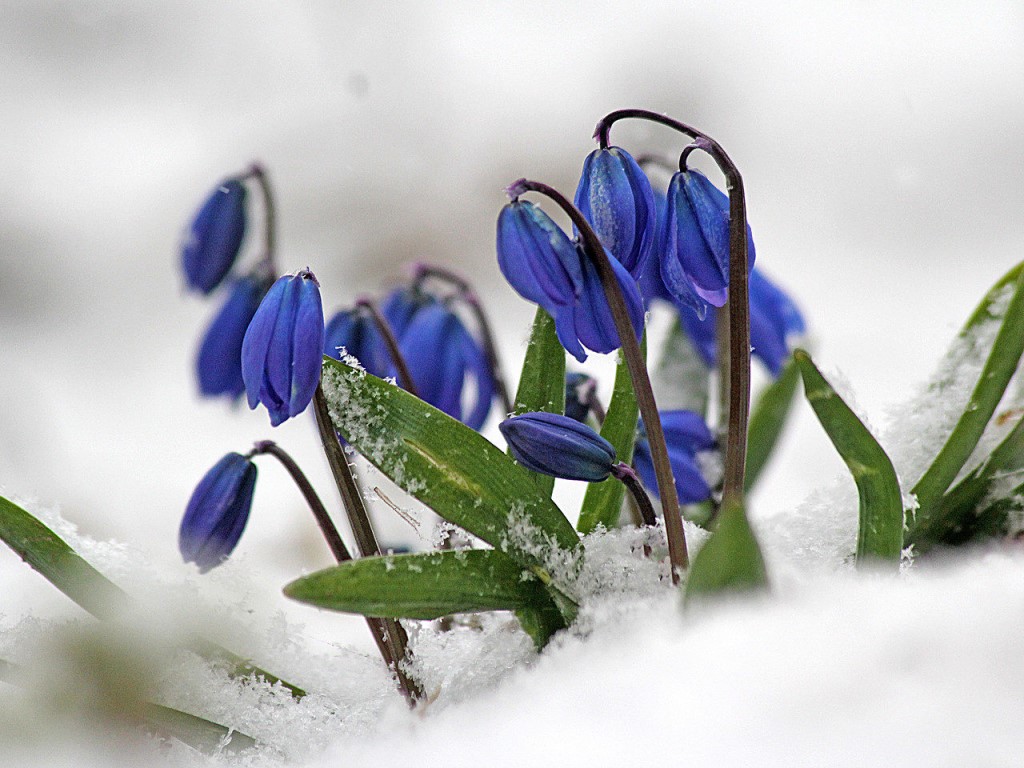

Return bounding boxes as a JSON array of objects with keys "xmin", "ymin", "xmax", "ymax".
[{"xmin": 0, "ymin": 0, "xmax": 1022, "ymax": 633}]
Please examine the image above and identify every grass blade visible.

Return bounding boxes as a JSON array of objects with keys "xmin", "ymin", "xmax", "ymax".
[
  {"xmin": 744, "ymin": 356, "xmax": 800, "ymax": 492},
  {"xmin": 510, "ymin": 307, "xmax": 566, "ymax": 498},
  {"xmin": 684, "ymin": 499, "xmax": 768, "ymax": 600},
  {"xmin": 794, "ymin": 350, "xmax": 903, "ymax": 563}
]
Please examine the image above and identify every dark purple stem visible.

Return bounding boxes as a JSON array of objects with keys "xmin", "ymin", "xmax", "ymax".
[
  {"xmin": 249, "ymin": 440, "xmax": 352, "ymax": 562},
  {"xmin": 596, "ymin": 109, "xmax": 751, "ymax": 509},
  {"xmin": 414, "ymin": 264, "xmax": 513, "ymax": 416},
  {"xmin": 506, "ymin": 178, "xmax": 689, "ymax": 579},
  {"xmin": 311, "ymin": 385, "xmax": 422, "ymax": 704},
  {"xmin": 354, "ymin": 297, "xmax": 420, "ymax": 397},
  {"xmin": 245, "ymin": 163, "xmax": 278, "ymax": 278},
  {"xmin": 611, "ymin": 463, "xmax": 657, "ymax": 527}
]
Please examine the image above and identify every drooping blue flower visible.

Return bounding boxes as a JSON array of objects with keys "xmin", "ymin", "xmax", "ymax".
[
  {"xmin": 574, "ymin": 146, "xmax": 656, "ymax": 277},
  {"xmin": 398, "ymin": 301, "xmax": 495, "ymax": 430},
  {"xmin": 179, "ymin": 452, "xmax": 257, "ymax": 572},
  {"xmin": 323, "ymin": 309, "xmax": 391, "ymax": 377},
  {"xmin": 196, "ymin": 274, "xmax": 270, "ymax": 399},
  {"xmin": 636, "ymin": 186, "xmax": 673, "ymax": 306},
  {"xmin": 661, "ymin": 168, "xmax": 756, "ymax": 317},
  {"xmin": 241, "ymin": 269, "xmax": 324, "ymax": 426},
  {"xmin": 633, "ymin": 411, "xmax": 716, "ymax": 504},
  {"xmin": 679, "ymin": 268, "xmax": 805, "ymax": 377},
  {"xmin": 379, "ymin": 286, "xmax": 437, "ymax": 340},
  {"xmin": 564, "ymin": 372, "xmax": 597, "ymax": 423},
  {"xmin": 500, "ymin": 411, "xmax": 616, "ymax": 482},
  {"xmin": 497, "ymin": 196, "xmax": 646, "ymax": 364},
  {"xmin": 182, "ymin": 178, "xmax": 247, "ymax": 295}
]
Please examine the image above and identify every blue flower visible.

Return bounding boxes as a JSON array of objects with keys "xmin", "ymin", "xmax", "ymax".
[
  {"xmin": 574, "ymin": 146, "xmax": 656, "ymax": 277},
  {"xmin": 398, "ymin": 301, "xmax": 495, "ymax": 430},
  {"xmin": 323, "ymin": 309, "xmax": 390, "ymax": 377},
  {"xmin": 241, "ymin": 269, "xmax": 324, "ymax": 426},
  {"xmin": 179, "ymin": 452, "xmax": 257, "ymax": 572},
  {"xmin": 564, "ymin": 372, "xmax": 597, "ymax": 423},
  {"xmin": 661, "ymin": 169, "xmax": 755, "ymax": 317},
  {"xmin": 636, "ymin": 186, "xmax": 673, "ymax": 306},
  {"xmin": 500, "ymin": 411, "xmax": 616, "ymax": 482},
  {"xmin": 182, "ymin": 179, "xmax": 247, "ymax": 295},
  {"xmin": 196, "ymin": 274, "xmax": 270, "ymax": 399},
  {"xmin": 496, "ymin": 201, "xmax": 645, "ymax": 363},
  {"xmin": 679, "ymin": 268, "xmax": 805, "ymax": 376},
  {"xmin": 633, "ymin": 411, "xmax": 716, "ymax": 504},
  {"xmin": 379, "ymin": 286, "xmax": 436, "ymax": 340}
]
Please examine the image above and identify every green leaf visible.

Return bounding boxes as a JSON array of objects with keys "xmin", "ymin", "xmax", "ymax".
[
  {"xmin": 284, "ymin": 549, "xmax": 567, "ymax": 648},
  {"xmin": 141, "ymin": 703, "xmax": 257, "ymax": 754},
  {"xmin": 794, "ymin": 350, "xmax": 903, "ymax": 563},
  {"xmin": 907, "ymin": 413, "xmax": 1024, "ymax": 551},
  {"xmin": 911, "ymin": 265, "xmax": 1024, "ymax": 515},
  {"xmin": 961, "ymin": 261, "xmax": 1024, "ymax": 333},
  {"xmin": 684, "ymin": 500, "xmax": 768, "ymax": 600},
  {"xmin": 577, "ymin": 335, "xmax": 645, "ymax": 534},
  {"xmin": 651, "ymin": 314, "xmax": 710, "ymax": 417},
  {"xmin": 744, "ymin": 356, "xmax": 801, "ymax": 493},
  {"xmin": 320, "ymin": 359, "xmax": 582, "ymax": 594},
  {"xmin": 0, "ymin": 495, "xmax": 305, "ymax": 699},
  {"xmin": 510, "ymin": 307, "xmax": 566, "ymax": 498}
]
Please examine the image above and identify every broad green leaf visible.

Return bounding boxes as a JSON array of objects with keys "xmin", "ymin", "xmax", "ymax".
[
  {"xmin": 0, "ymin": 495, "xmax": 305, "ymax": 698},
  {"xmin": 912, "ymin": 266, "xmax": 1024, "ymax": 514},
  {"xmin": 510, "ymin": 307, "xmax": 566, "ymax": 498},
  {"xmin": 320, "ymin": 359, "xmax": 582, "ymax": 595},
  {"xmin": 577, "ymin": 335, "xmax": 645, "ymax": 534},
  {"xmin": 284, "ymin": 549, "xmax": 567, "ymax": 648},
  {"xmin": 684, "ymin": 500, "xmax": 768, "ymax": 600},
  {"xmin": 907, "ymin": 413, "xmax": 1024, "ymax": 551},
  {"xmin": 744, "ymin": 356, "xmax": 800, "ymax": 492},
  {"xmin": 795, "ymin": 351, "xmax": 903, "ymax": 563}
]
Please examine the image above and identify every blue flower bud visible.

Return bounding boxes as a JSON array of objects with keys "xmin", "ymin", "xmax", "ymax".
[
  {"xmin": 196, "ymin": 275, "xmax": 270, "ymax": 400},
  {"xmin": 574, "ymin": 146, "xmax": 656, "ymax": 277},
  {"xmin": 323, "ymin": 309, "xmax": 391, "ymax": 377},
  {"xmin": 179, "ymin": 452, "xmax": 257, "ymax": 572},
  {"xmin": 679, "ymin": 268, "xmax": 805, "ymax": 377},
  {"xmin": 398, "ymin": 302, "xmax": 494, "ymax": 430},
  {"xmin": 564, "ymin": 372, "xmax": 596, "ymax": 423},
  {"xmin": 241, "ymin": 269, "xmax": 324, "ymax": 427},
  {"xmin": 379, "ymin": 286, "xmax": 436, "ymax": 340},
  {"xmin": 633, "ymin": 411, "xmax": 715, "ymax": 504},
  {"xmin": 497, "ymin": 200, "xmax": 583, "ymax": 310},
  {"xmin": 500, "ymin": 411, "xmax": 616, "ymax": 482},
  {"xmin": 661, "ymin": 169, "xmax": 755, "ymax": 317},
  {"xmin": 182, "ymin": 179, "xmax": 247, "ymax": 295}
]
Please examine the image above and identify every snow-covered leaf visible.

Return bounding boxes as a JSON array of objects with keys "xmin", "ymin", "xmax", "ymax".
[
  {"xmin": 320, "ymin": 359, "xmax": 582, "ymax": 596},
  {"xmin": 284, "ymin": 549, "xmax": 567, "ymax": 648},
  {"xmin": 795, "ymin": 351, "xmax": 903, "ymax": 563}
]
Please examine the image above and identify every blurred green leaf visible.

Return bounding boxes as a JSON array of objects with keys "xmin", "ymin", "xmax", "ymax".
[
  {"xmin": 744, "ymin": 356, "xmax": 801, "ymax": 492},
  {"xmin": 0, "ymin": 495, "xmax": 305, "ymax": 698},
  {"xmin": 651, "ymin": 315, "xmax": 710, "ymax": 418},
  {"xmin": 577, "ymin": 335, "xmax": 645, "ymax": 534},
  {"xmin": 912, "ymin": 266, "xmax": 1024, "ymax": 516},
  {"xmin": 684, "ymin": 500, "xmax": 768, "ymax": 600},
  {"xmin": 321, "ymin": 359, "xmax": 581, "ymax": 597},
  {"xmin": 961, "ymin": 261, "xmax": 1024, "ymax": 333},
  {"xmin": 795, "ymin": 351, "xmax": 903, "ymax": 563},
  {"xmin": 510, "ymin": 307, "xmax": 566, "ymax": 498},
  {"xmin": 284, "ymin": 549, "xmax": 567, "ymax": 648}
]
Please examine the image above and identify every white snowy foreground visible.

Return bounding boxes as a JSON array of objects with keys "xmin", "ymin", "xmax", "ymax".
[{"xmin": 3, "ymin": 497, "xmax": 1024, "ymax": 768}]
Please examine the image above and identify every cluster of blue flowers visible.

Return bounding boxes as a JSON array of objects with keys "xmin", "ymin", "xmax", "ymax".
[{"xmin": 178, "ymin": 117, "xmax": 805, "ymax": 570}]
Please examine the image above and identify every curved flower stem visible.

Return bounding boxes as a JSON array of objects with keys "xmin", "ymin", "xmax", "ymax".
[
  {"xmin": 354, "ymin": 297, "xmax": 421, "ymax": 397},
  {"xmin": 596, "ymin": 109, "xmax": 751, "ymax": 509},
  {"xmin": 414, "ymin": 263, "xmax": 513, "ymax": 416},
  {"xmin": 507, "ymin": 178, "xmax": 689, "ymax": 580},
  {"xmin": 249, "ymin": 440, "xmax": 352, "ymax": 562},
  {"xmin": 245, "ymin": 162, "xmax": 278, "ymax": 278},
  {"xmin": 611, "ymin": 463, "xmax": 657, "ymax": 527},
  {"xmin": 311, "ymin": 385, "xmax": 422, "ymax": 704}
]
